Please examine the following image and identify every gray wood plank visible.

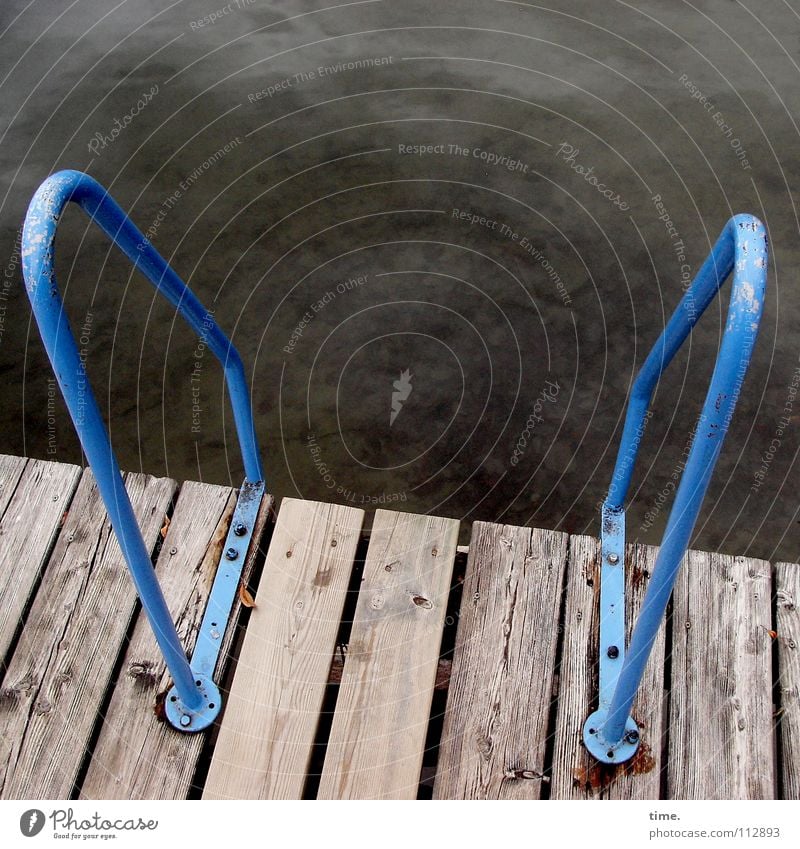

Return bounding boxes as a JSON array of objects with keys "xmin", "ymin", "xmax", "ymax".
[
  {"xmin": 203, "ymin": 498, "xmax": 365, "ymax": 800},
  {"xmin": 318, "ymin": 510, "xmax": 459, "ymax": 800},
  {"xmin": 433, "ymin": 522, "xmax": 569, "ymax": 799},
  {"xmin": 776, "ymin": 562, "xmax": 800, "ymax": 800},
  {"xmin": 80, "ymin": 481, "xmax": 273, "ymax": 800},
  {"xmin": 550, "ymin": 536, "xmax": 666, "ymax": 799},
  {"xmin": 0, "ymin": 455, "xmax": 27, "ymax": 516},
  {"xmin": 0, "ymin": 469, "xmax": 176, "ymax": 799},
  {"xmin": 0, "ymin": 456, "xmax": 82, "ymax": 664},
  {"xmin": 668, "ymin": 550, "xmax": 774, "ymax": 799}
]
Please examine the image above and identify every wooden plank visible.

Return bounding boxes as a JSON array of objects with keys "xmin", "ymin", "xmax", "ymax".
[
  {"xmin": 203, "ymin": 498, "xmax": 365, "ymax": 800},
  {"xmin": 668, "ymin": 551, "xmax": 774, "ymax": 799},
  {"xmin": 80, "ymin": 482, "xmax": 273, "ymax": 800},
  {"xmin": 550, "ymin": 536, "xmax": 666, "ymax": 799},
  {"xmin": 329, "ymin": 654, "xmax": 452, "ymax": 691},
  {"xmin": 318, "ymin": 510, "xmax": 459, "ymax": 800},
  {"xmin": 0, "ymin": 469, "xmax": 176, "ymax": 799},
  {"xmin": 0, "ymin": 456, "xmax": 82, "ymax": 664},
  {"xmin": 0, "ymin": 455, "xmax": 27, "ymax": 515},
  {"xmin": 433, "ymin": 522, "xmax": 569, "ymax": 799},
  {"xmin": 775, "ymin": 562, "xmax": 799, "ymax": 800}
]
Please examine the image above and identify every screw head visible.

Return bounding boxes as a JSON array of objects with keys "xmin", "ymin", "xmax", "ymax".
[
  {"xmin": 225, "ymin": 547, "xmax": 238, "ymax": 560},
  {"xmin": 625, "ymin": 729, "xmax": 640, "ymax": 745},
  {"xmin": 607, "ymin": 552, "xmax": 619, "ymax": 564},
  {"xmin": 233, "ymin": 522, "xmax": 247, "ymax": 536},
  {"xmin": 607, "ymin": 645, "xmax": 619, "ymax": 659},
  {"xmin": 180, "ymin": 714, "xmax": 191, "ymax": 727}
]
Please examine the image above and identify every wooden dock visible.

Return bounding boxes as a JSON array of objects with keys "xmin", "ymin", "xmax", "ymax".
[{"xmin": 0, "ymin": 453, "xmax": 796, "ymax": 800}]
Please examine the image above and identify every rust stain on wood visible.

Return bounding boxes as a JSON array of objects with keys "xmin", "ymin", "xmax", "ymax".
[{"xmin": 572, "ymin": 740, "xmax": 656, "ymax": 792}]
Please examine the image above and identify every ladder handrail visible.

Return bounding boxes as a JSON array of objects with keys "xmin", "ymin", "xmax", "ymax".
[
  {"xmin": 22, "ymin": 170, "xmax": 264, "ymax": 720},
  {"xmin": 585, "ymin": 214, "xmax": 768, "ymax": 763}
]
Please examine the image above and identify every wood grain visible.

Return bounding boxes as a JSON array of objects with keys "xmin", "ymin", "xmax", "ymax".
[
  {"xmin": 0, "ymin": 469, "xmax": 176, "ymax": 799},
  {"xmin": 80, "ymin": 481, "xmax": 272, "ymax": 799},
  {"xmin": 433, "ymin": 523, "xmax": 568, "ymax": 799},
  {"xmin": 668, "ymin": 551, "xmax": 774, "ymax": 799},
  {"xmin": 0, "ymin": 455, "xmax": 27, "ymax": 516},
  {"xmin": 318, "ymin": 510, "xmax": 459, "ymax": 800},
  {"xmin": 775, "ymin": 562, "xmax": 799, "ymax": 800},
  {"xmin": 203, "ymin": 498, "xmax": 364, "ymax": 800},
  {"xmin": 0, "ymin": 456, "xmax": 82, "ymax": 664},
  {"xmin": 550, "ymin": 536, "xmax": 666, "ymax": 799}
]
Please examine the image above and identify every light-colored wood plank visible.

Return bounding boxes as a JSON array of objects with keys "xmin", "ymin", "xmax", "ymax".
[
  {"xmin": 775, "ymin": 562, "xmax": 799, "ymax": 800},
  {"xmin": 0, "ymin": 456, "xmax": 82, "ymax": 663},
  {"xmin": 80, "ymin": 482, "xmax": 273, "ymax": 800},
  {"xmin": 0, "ymin": 469, "xmax": 176, "ymax": 799},
  {"xmin": 550, "ymin": 536, "xmax": 666, "ymax": 799},
  {"xmin": 433, "ymin": 522, "xmax": 568, "ymax": 799},
  {"xmin": 318, "ymin": 510, "xmax": 459, "ymax": 800},
  {"xmin": 203, "ymin": 498, "xmax": 364, "ymax": 800},
  {"xmin": 668, "ymin": 551, "xmax": 774, "ymax": 799},
  {"xmin": 329, "ymin": 654, "xmax": 453, "ymax": 691}
]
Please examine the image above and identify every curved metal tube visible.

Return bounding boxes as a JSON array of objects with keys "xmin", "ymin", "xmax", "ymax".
[
  {"xmin": 585, "ymin": 215, "xmax": 768, "ymax": 761},
  {"xmin": 22, "ymin": 170, "xmax": 264, "ymax": 712}
]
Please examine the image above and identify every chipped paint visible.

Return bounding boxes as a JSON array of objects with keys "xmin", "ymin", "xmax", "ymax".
[
  {"xmin": 20, "ymin": 170, "xmax": 267, "ymax": 731},
  {"xmin": 587, "ymin": 214, "xmax": 768, "ymax": 764}
]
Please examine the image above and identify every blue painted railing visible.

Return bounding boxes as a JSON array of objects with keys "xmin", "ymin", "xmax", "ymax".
[
  {"xmin": 22, "ymin": 170, "xmax": 264, "ymax": 731},
  {"xmin": 583, "ymin": 215, "xmax": 768, "ymax": 763},
  {"xmin": 21, "ymin": 172, "xmax": 768, "ymax": 743}
]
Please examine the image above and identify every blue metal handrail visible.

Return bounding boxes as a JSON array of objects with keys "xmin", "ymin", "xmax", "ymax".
[
  {"xmin": 583, "ymin": 215, "xmax": 768, "ymax": 763},
  {"xmin": 22, "ymin": 170, "xmax": 264, "ymax": 730}
]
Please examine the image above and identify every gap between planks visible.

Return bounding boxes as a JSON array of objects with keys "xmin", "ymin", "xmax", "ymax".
[
  {"xmin": 550, "ymin": 536, "xmax": 666, "ymax": 800},
  {"xmin": 0, "ymin": 457, "xmax": 783, "ymax": 801},
  {"xmin": 203, "ymin": 498, "xmax": 366, "ymax": 800},
  {"xmin": 776, "ymin": 562, "xmax": 800, "ymax": 800},
  {"xmin": 668, "ymin": 551, "xmax": 773, "ymax": 799},
  {"xmin": 434, "ymin": 522, "xmax": 569, "ymax": 800},
  {"xmin": 0, "ymin": 469, "xmax": 175, "ymax": 799},
  {"xmin": 0, "ymin": 455, "xmax": 82, "ymax": 666},
  {"xmin": 79, "ymin": 481, "xmax": 273, "ymax": 800},
  {"xmin": 318, "ymin": 509, "xmax": 459, "ymax": 800}
]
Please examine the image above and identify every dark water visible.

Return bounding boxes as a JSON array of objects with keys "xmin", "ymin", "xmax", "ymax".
[{"xmin": 1, "ymin": 0, "xmax": 798, "ymax": 559}]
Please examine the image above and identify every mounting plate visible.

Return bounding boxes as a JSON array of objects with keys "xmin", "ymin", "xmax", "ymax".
[
  {"xmin": 165, "ymin": 674, "xmax": 221, "ymax": 733},
  {"xmin": 583, "ymin": 709, "xmax": 640, "ymax": 764}
]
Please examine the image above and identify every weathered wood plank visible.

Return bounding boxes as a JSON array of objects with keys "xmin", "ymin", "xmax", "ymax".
[
  {"xmin": 775, "ymin": 562, "xmax": 799, "ymax": 800},
  {"xmin": 80, "ymin": 482, "xmax": 273, "ymax": 800},
  {"xmin": 433, "ymin": 523, "xmax": 568, "ymax": 799},
  {"xmin": 550, "ymin": 536, "xmax": 665, "ymax": 799},
  {"xmin": 0, "ymin": 455, "xmax": 27, "ymax": 515},
  {"xmin": 668, "ymin": 551, "xmax": 774, "ymax": 799},
  {"xmin": 0, "ymin": 456, "xmax": 82, "ymax": 664},
  {"xmin": 203, "ymin": 498, "xmax": 364, "ymax": 800},
  {"xmin": 0, "ymin": 469, "xmax": 176, "ymax": 799},
  {"xmin": 318, "ymin": 510, "xmax": 459, "ymax": 800}
]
